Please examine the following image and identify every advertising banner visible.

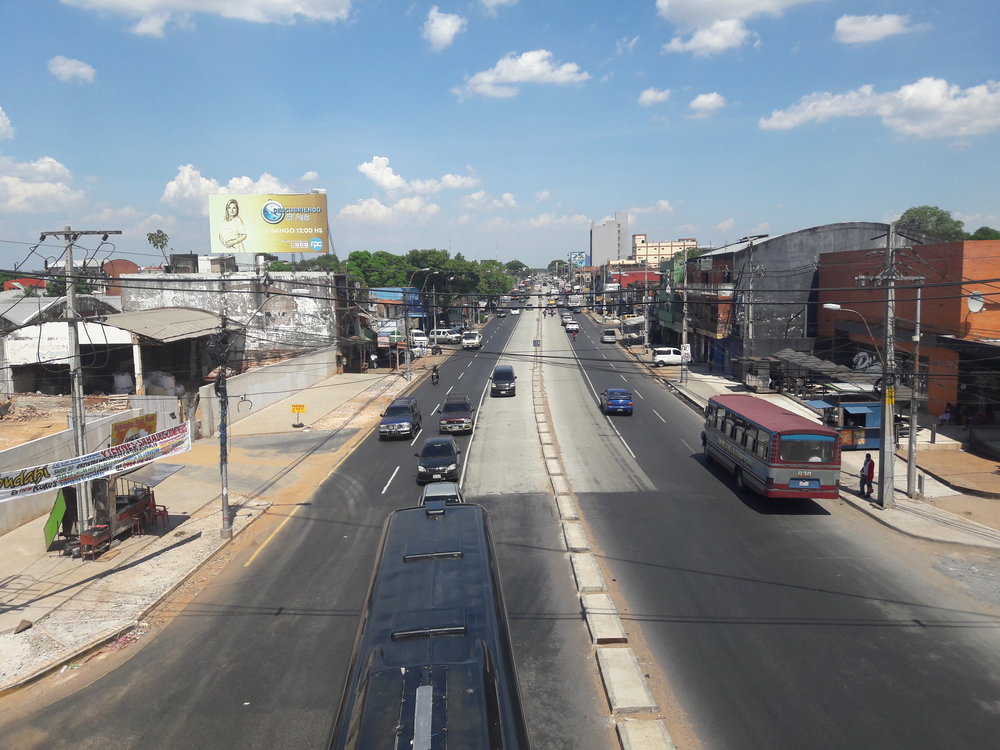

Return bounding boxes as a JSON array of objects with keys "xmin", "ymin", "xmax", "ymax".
[
  {"xmin": 209, "ymin": 193, "xmax": 331, "ymax": 255},
  {"xmin": 569, "ymin": 251, "xmax": 587, "ymax": 268},
  {"xmin": 0, "ymin": 423, "xmax": 192, "ymax": 503},
  {"xmin": 110, "ymin": 414, "xmax": 158, "ymax": 446}
]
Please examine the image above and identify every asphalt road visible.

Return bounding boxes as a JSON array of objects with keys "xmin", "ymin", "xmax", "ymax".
[
  {"xmin": 560, "ymin": 314, "xmax": 1000, "ymax": 749},
  {"xmin": 6, "ymin": 304, "xmax": 1000, "ymax": 749},
  {"xmin": 2, "ymin": 310, "xmax": 612, "ymax": 750}
]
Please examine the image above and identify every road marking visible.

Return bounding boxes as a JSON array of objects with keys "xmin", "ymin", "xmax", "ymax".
[
  {"xmin": 381, "ymin": 465, "xmax": 400, "ymax": 494},
  {"xmin": 609, "ymin": 363, "xmax": 617, "ymax": 369},
  {"xmin": 410, "ymin": 429, "xmax": 422, "ymax": 447},
  {"xmin": 445, "ymin": 386, "xmax": 453, "ymax": 396},
  {"xmin": 633, "ymin": 388, "xmax": 643, "ymax": 398},
  {"xmin": 652, "ymin": 409, "xmax": 666, "ymax": 423},
  {"xmin": 681, "ymin": 439, "xmax": 694, "ymax": 452},
  {"xmin": 243, "ymin": 504, "xmax": 303, "ymax": 567},
  {"xmin": 620, "ymin": 374, "xmax": 628, "ymax": 382},
  {"xmin": 458, "ymin": 372, "xmax": 464, "ymax": 379}
]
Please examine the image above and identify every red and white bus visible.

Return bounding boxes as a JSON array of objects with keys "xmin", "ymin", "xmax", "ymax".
[{"xmin": 703, "ymin": 394, "xmax": 841, "ymax": 499}]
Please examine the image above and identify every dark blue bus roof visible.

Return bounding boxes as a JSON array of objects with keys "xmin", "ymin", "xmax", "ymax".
[
  {"xmin": 329, "ymin": 502, "xmax": 528, "ymax": 749},
  {"xmin": 709, "ymin": 394, "xmax": 838, "ymax": 437}
]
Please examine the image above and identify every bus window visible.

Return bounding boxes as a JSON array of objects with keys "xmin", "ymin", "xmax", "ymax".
[{"xmin": 779, "ymin": 434, "xmax": 836, "ymax": 463}]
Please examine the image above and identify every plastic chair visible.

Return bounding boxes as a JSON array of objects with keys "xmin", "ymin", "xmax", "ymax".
[{"xmin": 150, "ymin": 503, "xmax": 170, "ymax": 529}]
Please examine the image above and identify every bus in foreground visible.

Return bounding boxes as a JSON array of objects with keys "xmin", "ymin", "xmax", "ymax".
[
  {"xmin": 328, "ymin": 501, "xmax": 529, "ymax": 749},
  {"xmin": 703, "ymin": 394, "xmax": 841, "ymax": 499}
]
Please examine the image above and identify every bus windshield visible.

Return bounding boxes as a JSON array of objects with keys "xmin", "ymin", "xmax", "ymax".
[{"xmin": 778, "ymin": 434, "xmax": 837, "ymax": 464}]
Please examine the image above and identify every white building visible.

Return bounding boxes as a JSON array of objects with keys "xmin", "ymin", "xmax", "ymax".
[{"xmin": 590, "ymin": 211, "xmax": 629, "ymax": 266}]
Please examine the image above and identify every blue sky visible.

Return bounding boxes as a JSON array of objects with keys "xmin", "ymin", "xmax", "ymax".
[{"xmin": 0, "ymin": 0, "xmax": 997, "ymax": 270}]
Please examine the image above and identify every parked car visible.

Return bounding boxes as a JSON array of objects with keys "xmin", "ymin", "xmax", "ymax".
[
  {"xmin": 565, "ymin": 320, "xmax": 579, "ymax": 333},
  {"xmin": 599, "ymin": 388, "xmax": 634, "ymax": 415},
  {"xmin": 415, "ymin": 436, "xmax": 461, "ymax": 484},
  {"xmin": 651, "ymin": 347, "xmax": 683, "ymax": 366},
  {"xmin": 461, "ymin": 331, "xmax": 483, "ymax": 349},
  {"xmin": 429, "ymin": 328, "xmax": 461, "ymax": 344},
  {"xmin": 601, "ymin": 329, "xmax": 617, "ymax": 343},
  {"xmin": 490, "ymin": 365, "xmax": 517, "ymax": 397},
  {"xmin": 438, "ymin": 394, "xmax": 475, "ymax": 434},
  {"xmin": 379, "ymin": 397, "xmax": 422, "ymax": 440},
  {"xmin": 418, "ymin": 481, "xmax": 465, "ymax": 506}
]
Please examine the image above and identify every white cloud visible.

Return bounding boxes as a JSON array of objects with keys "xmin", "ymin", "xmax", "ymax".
[
  {"xmin": 834, "ymin": 14, "xmax": 928, "ymax": 45},
  {"xmin": 48, "ymin": 56, "xmax": 96, "ymax": 83},
  {"xmin": 663, "ymin": 19, "xmax": 754, "ymax": 56},
  {"xmin": 0, "ymin": 154, "xmax": 83, "ymax": 212},
  {"xmin": 759, "ymin": 77, "xmax": 1000, "ymax": 138},
  {"xmin": 300, "ymin": 170, "xmax": 319, "ymax": 182},
  {"xmin": 690, "ymin": 92, "xmax": 726, "ymax": 118},
  {"xmin": 716, "ymin": 218, "xmax": 735, "ymax": 232},
  {"xmin": 617, "ymin": 36, "xmax": 639, "ymax": 55},
  {"xmin": 452, "ymin": 49, "xmax": 590, "ymax": 99},
  {"xmin": 630, "ymin": 200, "xmax": 675, "ymax": 216},
  {"xmin": 161, "ymin": 164, "xmax": 292, "ymax": 213},
  {"xmin": 524, "ymin": 212, "xmax": 590, "ymax": 228},
  {"xmin": 423, "ymin": 6, "xmax": 466, "ymax": 51},
  {"xmin": 535, "ymin": 190, "xmax": 550, "ymax": 203},
  {"xmin": 460, "ymin": 190, "xmax": 517, "ymax": 210},
  {"xmin": 481, "ymin": 0, "xmax": 517, "ymax": 17},
  {"xmin": 655, "ymin": 0, "xmax": 818, "ymax": 27},
  {"xmin": 357, "ymin": 156, "xmax": 479, "ymax": 195},
  {"xmin": 0, "ymin": 107, "xmax": 14, "ymax": 139},
  {"xmin": 131, "ymin": 13, "xmax": 170, "ymax": 37},
  {"xmin": 639, "ymin": 87, "xmax": 671, "ymax": 107},
  {"xmin": 62, "ymin": 0, "xmax": 353, "ymax": 33},
  {"xmin": 338, "ymin": 195, "xmax": 439, "ymax": 223}
]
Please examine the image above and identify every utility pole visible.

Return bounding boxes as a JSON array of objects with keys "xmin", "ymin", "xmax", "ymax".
[
  {"xmin": 906, "ymin": 286, "xmax": 922, "ymax": 497},
  {"xmin": 680, "ymin": 246, "xmax": 689, "ymax": 383},
  {"xmin": 212, "ymin": 322, "xmax": 233, "ymax": 540},
  {"xmin": 40, "ymin": 226, "xmax": 121, "ymax": 545},
  {"xmin": 878, "ymin": 226, "xmax": 898, "ymax": 510}
]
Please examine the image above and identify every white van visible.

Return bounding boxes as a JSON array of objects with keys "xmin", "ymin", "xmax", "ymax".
[
  {"xmin": 409, "ymin": 330, "xmax": 429, "ymax": 347},
  {"xmin": 429, "ymin": 328, "xmax": 461, "ymax": 344},
  {"xmin": 461, "ymin": 331, "xmax": 483, "ymax": 349}
]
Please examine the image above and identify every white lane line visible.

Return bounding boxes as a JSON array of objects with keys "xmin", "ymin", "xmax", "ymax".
[
  {"xmin": 445, "ymin": 386, "xmax": 454, "ymax": 396},
  {"xmin": 633, "ymin": 389, "xmax": 643, "ymax": 398},
  {"xmin": 458, "ymin": 372, "xmax": 464, "ymax": 379},
  {"xmin": 609, "ymin": 362, "xmax": 617, "ymax": 369},
  {"xmin": 652, "ymin": 409, "xmax": 666, "ymax": 423},
  {"xmin": 601, "ymin": 414, "xmax": 637, "ymax": 458},
  {"xmin": 382, "ymin": 466, "xmax": 399, "ymax": 494},
  {"xmin": 410, "ymin": 428, "xmax": 422, "ymax": 447},
  {"xmin": 681, "ymin": 439, "xmax": 694, "ymax": 453},
  {"xmin": 620, "ymin": 374, "xmax": 628, "ymax": 382}
]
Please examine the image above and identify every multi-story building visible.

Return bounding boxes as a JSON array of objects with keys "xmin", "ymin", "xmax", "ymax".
[
  {"xmin": 631, "ymin": 235, "xmax": 697, "ymax": 266},
  {"xmin": 590, "ymin": 211, "xmax": 629, "ymax": 266}
]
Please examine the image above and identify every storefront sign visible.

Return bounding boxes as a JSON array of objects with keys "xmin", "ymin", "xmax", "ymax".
[{"xmin": 110, "ymin": 414, "xmax": 158, "ymax": 446}]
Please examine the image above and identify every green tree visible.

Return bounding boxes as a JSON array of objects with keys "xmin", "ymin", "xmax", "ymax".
[
  {"xmin": 968, "ymin": 226, "xmax": 1000, "ymax": 240},
  {"xmin": 45, "ymin": 276, "xmax": 94, "ymax": 297},
  {"xmin": 548, "ymin": 259, "xmax": 567, "ymax": 275},
  {"xmin": 146, "ymin": 229, "xmax": 170, "ymax": 263},
  {"xmin": 505, "ymin": 260, "xmax": 528, "ymax": 277},
  {"xmin": 896, "ymin": 206, "xmax": 965, "ymax": 241}
]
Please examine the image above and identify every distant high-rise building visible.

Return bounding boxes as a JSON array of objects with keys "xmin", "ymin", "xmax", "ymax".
[{"xmin": 590, "ymin": 211, "xmax": 629, "ymax": 266}]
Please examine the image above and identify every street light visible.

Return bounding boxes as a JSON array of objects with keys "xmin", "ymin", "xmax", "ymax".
[
  {"xmin": 403, "ymin": 267, "xmax": 431, "ymax": 380},
  {"xmin": 822, "ymin": 302, "xmax": 893, "ymax": 509}
]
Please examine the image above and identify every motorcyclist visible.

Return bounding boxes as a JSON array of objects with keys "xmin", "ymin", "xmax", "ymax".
[{"xmin": 431, "ymin": 365, "xmax": 440, "ymax": 384}]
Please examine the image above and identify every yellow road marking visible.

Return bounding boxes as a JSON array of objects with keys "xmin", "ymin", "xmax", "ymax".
[{"xmin": 244, "ymin": 503, "xmax": 303, "ymax": 567}]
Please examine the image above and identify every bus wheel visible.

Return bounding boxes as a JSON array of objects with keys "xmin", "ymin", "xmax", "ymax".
[{"xmin": 735, "ymin": 469, "xmax": 746, "ymax": 492}]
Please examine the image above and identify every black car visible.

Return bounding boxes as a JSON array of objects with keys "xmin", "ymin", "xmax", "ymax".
[
  {"xmin": 490, "ymin": 365, "xmax": 516, "ymax": 397},
  {"xmin": 378, "ymin": 397, "xmax": 422, "ymax": 439},
  {"xmin": 415, "ymin": 436, "xmax": 462, "ymax": 484},
  {"xmin": 439, "ymin": 393, "xmax": 475, "ymax": 434}
]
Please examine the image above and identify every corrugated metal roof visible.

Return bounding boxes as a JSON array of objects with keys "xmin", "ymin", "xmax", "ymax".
[{"xmin": 98, "ymin": 307, "xmax": 222, "ymax": 343}]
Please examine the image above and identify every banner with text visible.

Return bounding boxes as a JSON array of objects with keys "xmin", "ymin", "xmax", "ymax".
[
  {"xmin": 209, "ymin": 193, "xmax": 331, "ymax": 255},
  {"xmin": 0, "ymin": 423, "xmax": 192, "ymax": 503}
]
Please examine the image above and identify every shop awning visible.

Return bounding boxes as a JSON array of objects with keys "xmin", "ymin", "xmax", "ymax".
[
  {"xmin": 843, "ymin": 404, "xmax": 877, "ymax": 415},
  {"xmin": 805, "ymin": 399, "xmax": 835, "ymax": 409}
]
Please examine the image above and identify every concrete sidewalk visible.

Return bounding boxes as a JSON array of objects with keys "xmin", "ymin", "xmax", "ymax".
[
  {"xmin": 643, "ymin": 357, "xmax": 1000, "ymax": 551},
  {"xmin": 0, "ymin": 367, "xmax": 418, "ymax": 691}
]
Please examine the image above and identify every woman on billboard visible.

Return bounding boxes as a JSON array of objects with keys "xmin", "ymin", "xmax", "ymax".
[{"xmin": 218, "ymin": 198, "xmax": 248, "ymax": 252}]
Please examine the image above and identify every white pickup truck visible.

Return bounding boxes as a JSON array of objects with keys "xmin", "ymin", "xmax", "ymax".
[{"xmin": 461, "ymin": 331, "xmax": 483, "ymax": 349}]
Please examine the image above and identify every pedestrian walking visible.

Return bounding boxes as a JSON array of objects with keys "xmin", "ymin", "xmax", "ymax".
[{"xmin": 860, "ymin": 452, "xmax": 875, "ymax": 498}]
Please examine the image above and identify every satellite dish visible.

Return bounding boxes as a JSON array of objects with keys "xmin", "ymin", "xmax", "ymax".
[{"xmin": 968, "ymin": 291, "xmax": 985, "ymax": 313}]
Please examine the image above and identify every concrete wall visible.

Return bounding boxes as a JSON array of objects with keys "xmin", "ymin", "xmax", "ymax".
[{"xmin": 198, "ymin": 346, "xmax": 340, "ymax": 438}]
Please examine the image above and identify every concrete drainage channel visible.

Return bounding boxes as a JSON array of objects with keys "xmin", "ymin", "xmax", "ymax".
[{"xmin": 531, "ymin": 315, "xmax": 677, "ymax": 750}]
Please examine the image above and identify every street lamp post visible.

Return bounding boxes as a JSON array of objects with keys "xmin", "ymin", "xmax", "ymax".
[
  {"xmin": 823, "ymin": 302, "xmax": 894, "ymax": 508},
  {"xmin": 403, "ymin": 267, "xmax": 431, "ymax": 380}
]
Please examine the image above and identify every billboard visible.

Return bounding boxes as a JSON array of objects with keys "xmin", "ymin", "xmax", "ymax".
[
  {"xmin": 209, "ymin": 193, "xmax": 331, "ymax": 255},
  {"xmin": 569, "ymin": 251, "xmax": 588, "ymax": 268}
]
